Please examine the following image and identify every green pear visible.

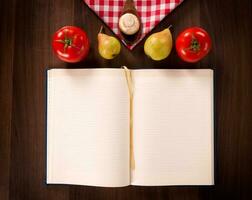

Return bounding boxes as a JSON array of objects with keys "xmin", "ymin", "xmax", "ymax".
[
  {"xmin": 144, "ymin": 28, "xmax": 173, "ymax": 61},
  {"xmin": 98, "ymin": 27, "xmax": 121, "ymax": 59}
]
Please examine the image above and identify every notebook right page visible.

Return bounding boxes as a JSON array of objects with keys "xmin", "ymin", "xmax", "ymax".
[{"xmin": 131, "ymin": 69, "xmax": 214, "ymax": 186}]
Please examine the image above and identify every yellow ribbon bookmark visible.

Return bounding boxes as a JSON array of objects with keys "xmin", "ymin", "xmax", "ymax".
[{"xmin": 122, "ymin": 66, "xmax": 135, "ymax": 171}]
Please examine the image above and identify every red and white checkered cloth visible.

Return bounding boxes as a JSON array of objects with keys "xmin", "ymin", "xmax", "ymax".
[{"xmin": 84, "ymin": 0, "xmax": 184, "ymax": 50}]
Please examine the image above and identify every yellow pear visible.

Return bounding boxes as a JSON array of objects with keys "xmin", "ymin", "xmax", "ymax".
[
  {"xmin": 98, "ymin": 27, "xmax": 121, "ymax": 59},
  {"xmin": 144, "ymin": 27, "xmax": 173, "ymax": 61}
]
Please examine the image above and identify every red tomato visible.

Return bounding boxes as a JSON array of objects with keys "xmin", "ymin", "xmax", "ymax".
[
  {"xmin": 176, "ymin": 27, "xmax": 212, "ymax": 63},
  {"xmin": 52, "ymin": 26, "xmax": 90, "ymax": 63}
]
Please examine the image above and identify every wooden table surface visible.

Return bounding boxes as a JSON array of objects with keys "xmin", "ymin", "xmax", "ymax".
[{"xmin": 1, "ymin": 0, "xmax": 252, "ymax": 199}]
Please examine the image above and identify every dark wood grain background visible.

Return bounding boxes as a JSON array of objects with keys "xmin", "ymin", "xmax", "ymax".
[{"xmin": 1, "ymin": 0, "xmax": 252, "ymax": 199}]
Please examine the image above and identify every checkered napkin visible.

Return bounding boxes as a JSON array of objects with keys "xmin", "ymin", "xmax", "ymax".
[{"xmin": 84, "ymin": 0, "xmax": 183, "ymax": 49}]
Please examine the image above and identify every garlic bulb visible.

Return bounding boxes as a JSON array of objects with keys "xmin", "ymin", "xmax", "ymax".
[{"xmin": 119, "ymin": 13, "xmax": 140, "ymax": 35}]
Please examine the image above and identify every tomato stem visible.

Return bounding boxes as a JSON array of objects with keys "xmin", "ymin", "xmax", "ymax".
[
  {"xmin": 55, "ymin": 38, "xmax": 73, "ymax": 53},
  {"xmin": 184, "ymin": 34, "xmax": 201, "ymax": 53},
  {"xmin": 55, "ymin": 39, "xmax": 65, "ymax": 44},
  {"xmin": 64, "ymin": 38, "xmax": 72, "ymax": 46},
  {"xmin": 189, "ymin": 34, "xmax": 200, "ymax": 52}
]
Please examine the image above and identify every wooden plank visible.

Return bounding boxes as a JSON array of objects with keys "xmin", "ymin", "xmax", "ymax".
[{"xmin": 0, "ymin": 0, "xmax": 16, "ymax": 199}]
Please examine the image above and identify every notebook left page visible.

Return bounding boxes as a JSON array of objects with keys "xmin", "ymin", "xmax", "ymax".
[{"xmin": 46, "ymin": 69, "xmax": 130, "ymax": 187}]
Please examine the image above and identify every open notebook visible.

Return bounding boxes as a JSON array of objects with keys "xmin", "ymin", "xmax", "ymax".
[{"xmin": 46, "ymin": 68, "xmax": 214, "ymax": 187}]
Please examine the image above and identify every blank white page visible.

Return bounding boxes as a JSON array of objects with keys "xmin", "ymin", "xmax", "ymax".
[
  {"xmin": 47, "ymin": 69, "xmax": 130, "ymax": 187},
  {"xmin": 131, "ymin": 69, "xmax": 214, "ymax": 186}
]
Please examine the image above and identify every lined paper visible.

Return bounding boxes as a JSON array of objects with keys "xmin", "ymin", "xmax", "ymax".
[
  {"xmin": 46, "ymin": 68, "xmax": 214, "ymax": 187},
  {"xmin": 131, "ymin": 69, "xmax": 214, "ymax": 185},
  {"xmin": 47, "ymin": 69, "xmax": 130, "ymax": 187}
]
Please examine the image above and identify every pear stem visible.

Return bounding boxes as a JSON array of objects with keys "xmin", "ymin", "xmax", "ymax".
[
  {"xmin": 167, "ymin": 25, "xmax": 172, "ymax": 30},
  {"xmin": 99, "ymin": 26, "xmax": 104, "ymax": 34}
]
